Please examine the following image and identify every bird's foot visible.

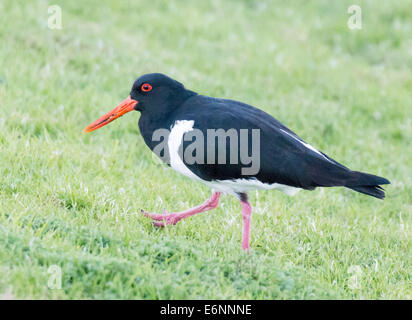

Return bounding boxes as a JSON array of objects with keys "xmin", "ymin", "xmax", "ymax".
[
  {"xmin": 140, "ymin": 209, "xmax": 180, "ymax": 227},
  {"xmin": 140, "ymin": 192, "xmax": 221, "ymax": 227}
]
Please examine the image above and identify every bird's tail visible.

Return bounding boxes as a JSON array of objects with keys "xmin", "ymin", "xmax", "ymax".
[{"xmin": 345, "ymin": 171, "xmax": 390, "ymax": 199}]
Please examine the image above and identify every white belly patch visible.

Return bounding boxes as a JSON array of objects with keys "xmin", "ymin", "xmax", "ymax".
[
  {"xmin": 204, "ymin": 178, "xmax": 301, "ymax": 196},
  {"xmin": 168, "ymin": 120, "xmax": 200, "ymax": 180}
]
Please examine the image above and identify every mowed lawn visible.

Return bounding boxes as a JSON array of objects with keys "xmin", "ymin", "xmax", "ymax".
[{"xmin": 0, "ymin": 0, "xmax": 411, "ymax": 299}]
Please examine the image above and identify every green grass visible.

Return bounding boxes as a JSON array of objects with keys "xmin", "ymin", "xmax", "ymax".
[{"xmin": 0, "ymin": 0, "xmax": 411, "ymax": 299}]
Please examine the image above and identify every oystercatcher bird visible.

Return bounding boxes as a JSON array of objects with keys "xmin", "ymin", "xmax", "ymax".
[{"xmin": 84, "ymin": 73, "xmax": 390, "ymax": 251}]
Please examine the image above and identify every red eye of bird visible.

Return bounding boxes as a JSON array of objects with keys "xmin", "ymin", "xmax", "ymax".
[{"xmin": 141, "ymin": 83, "xmax": 152, "ymax": 92}]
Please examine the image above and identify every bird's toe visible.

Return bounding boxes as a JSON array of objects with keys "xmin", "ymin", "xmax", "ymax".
[{"xmin": 153, "ymin": 221, "xmax": 165, "ymax": 227}]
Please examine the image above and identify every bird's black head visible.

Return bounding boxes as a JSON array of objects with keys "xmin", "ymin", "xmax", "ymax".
[
  {"xmin": 130, "ymin": 73, "xmax": 191, "ymax": 113},
  {"xmin": 84, "ymin": 73, "xmax": 195, "ymax": 133}
]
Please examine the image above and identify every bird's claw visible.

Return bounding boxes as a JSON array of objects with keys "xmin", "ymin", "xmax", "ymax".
[
  {"xmin": 140, "ymin": 209, "xmax": 179, "ymax": 226},
  {"xmin": 153, "ymin": 221, "xmax": 165, "ymax": 228}
]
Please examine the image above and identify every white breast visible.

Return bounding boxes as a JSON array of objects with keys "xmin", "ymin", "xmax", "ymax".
[{"xmin": 168, "ymin": 120, "xmax": 200, "ymax": 180}]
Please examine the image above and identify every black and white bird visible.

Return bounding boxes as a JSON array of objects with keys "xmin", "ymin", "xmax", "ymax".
[{"xmin": 84, "ymin": 73, "xmax": 390, "ymax": 251}]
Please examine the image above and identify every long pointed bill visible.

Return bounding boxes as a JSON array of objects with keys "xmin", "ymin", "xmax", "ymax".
[{"xmin": 84, "ymin": 96, "xmax": 138, "ymax": 133}]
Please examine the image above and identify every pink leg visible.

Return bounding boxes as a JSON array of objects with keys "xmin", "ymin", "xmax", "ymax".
[
  {"xmin": 240, "ymin": 200, "xmax": 253, "ymax": 252},
  {"xmin": 141, "ymin": 192, "xmax": 220, "ymax": 227}
]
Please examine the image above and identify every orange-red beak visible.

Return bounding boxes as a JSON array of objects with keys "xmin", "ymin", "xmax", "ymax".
[{"xmin": 84, "ymin": 96, "xmax": 138, "ymax": 133}]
